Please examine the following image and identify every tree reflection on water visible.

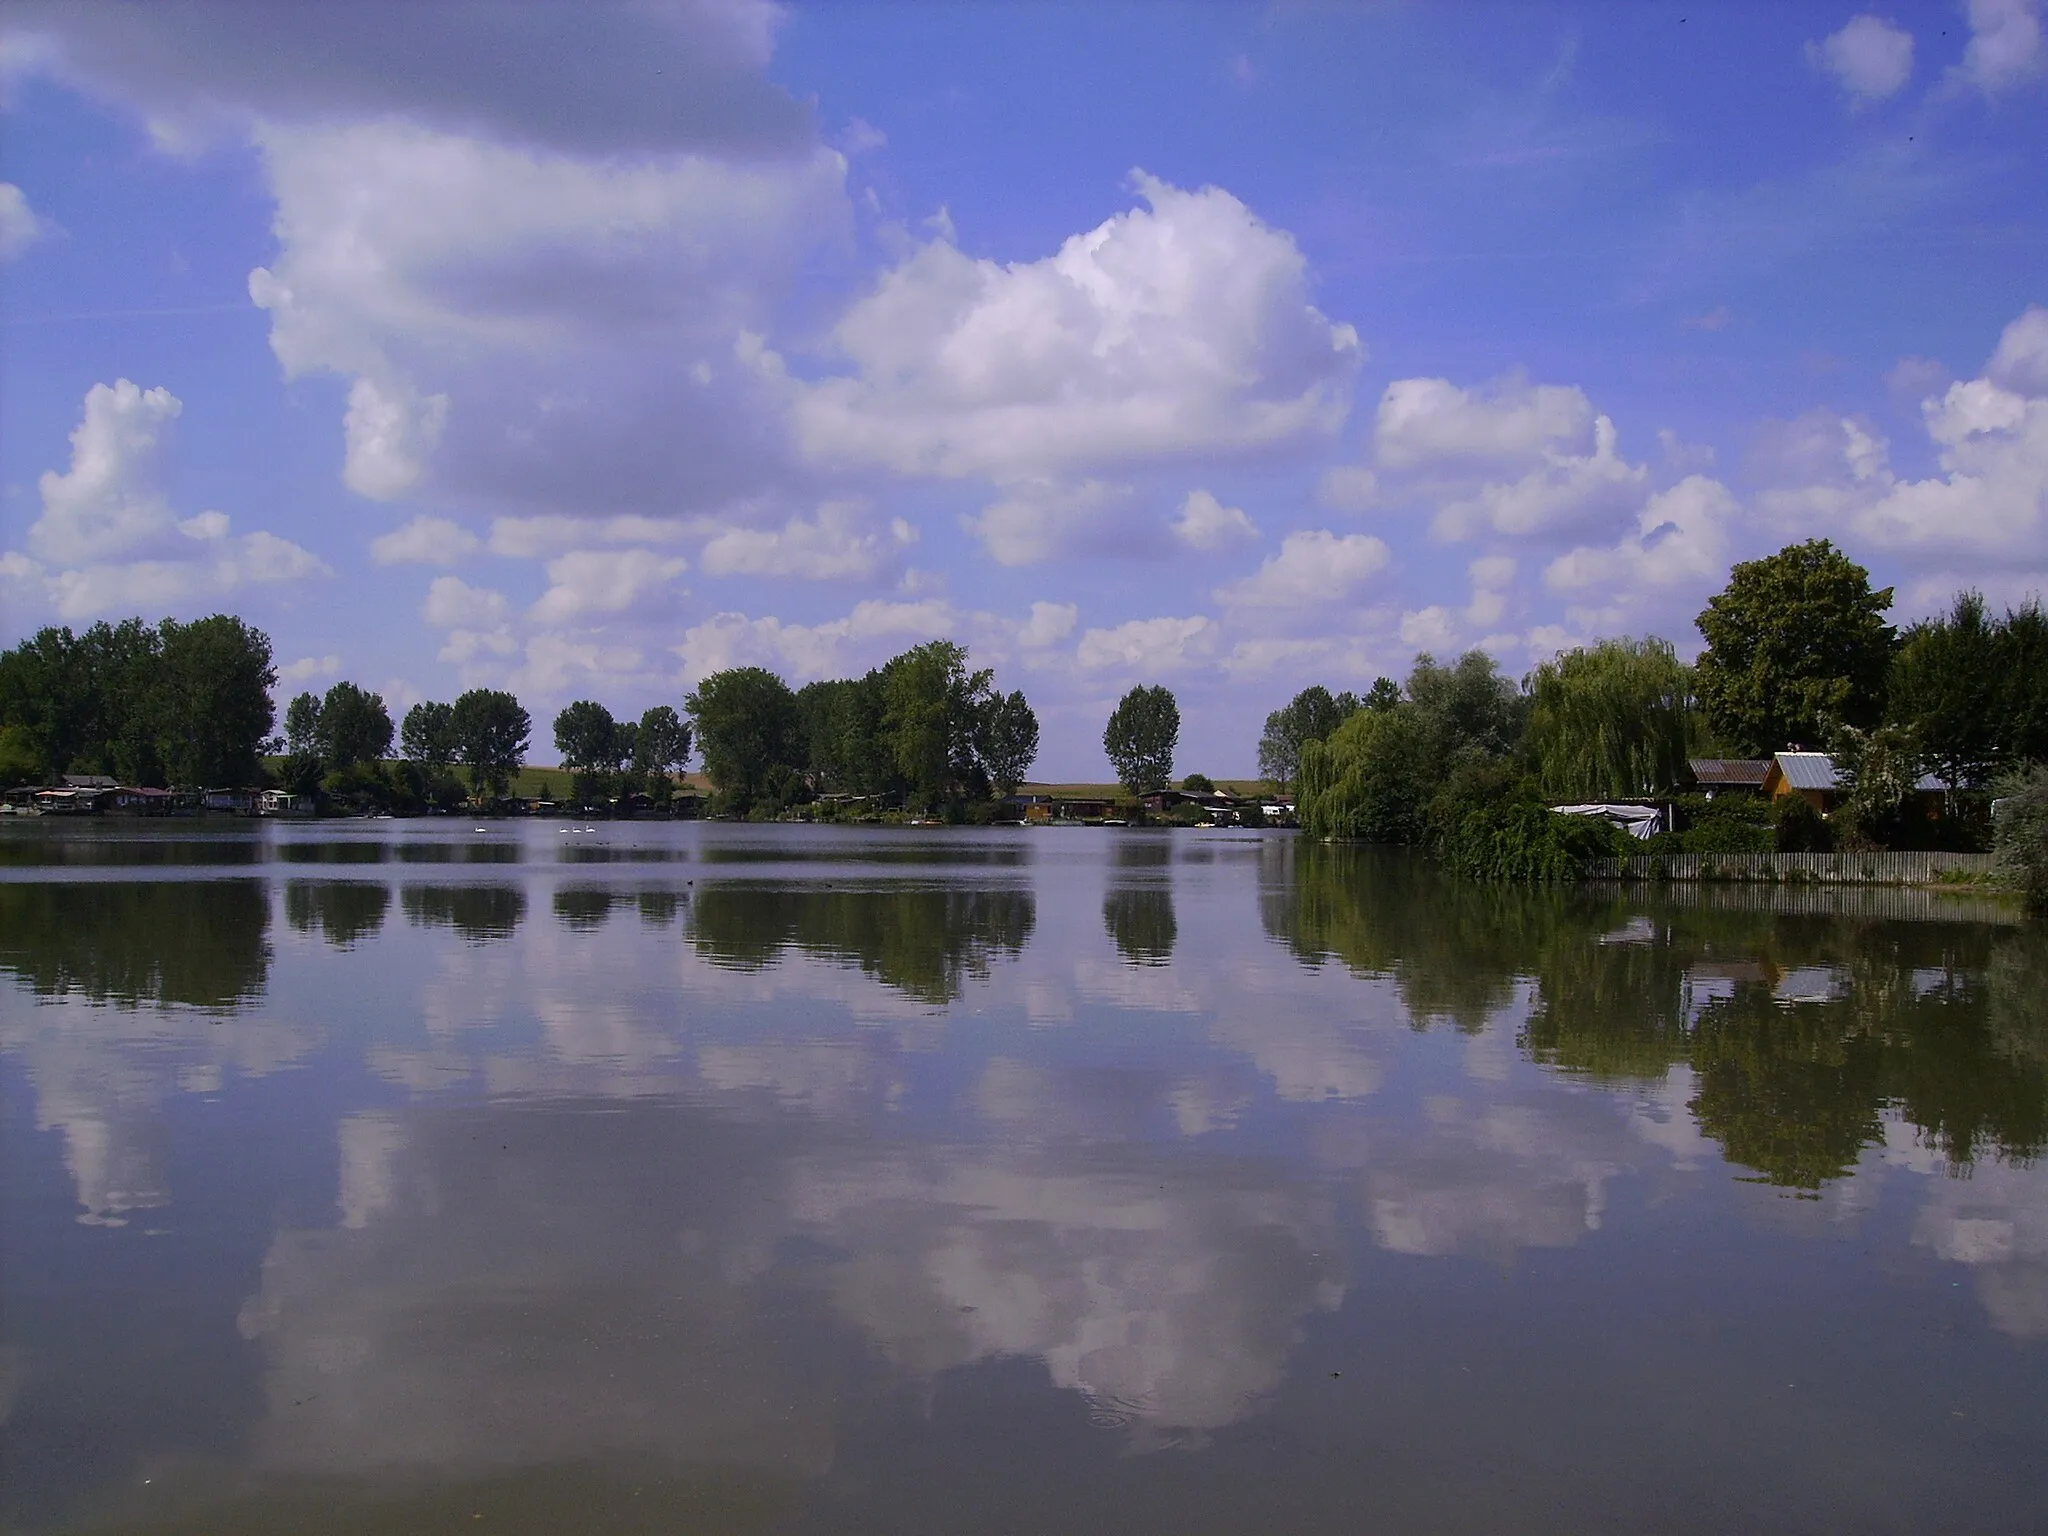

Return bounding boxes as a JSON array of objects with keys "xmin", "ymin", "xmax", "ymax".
[
  {"xmin": 285, "ymin": 879, "xmax": 392, "ymax": 949},
  {"xmin": 690, "ymin": 882, "xmax": 1034, "ymax": 1004},
  {"xmin": 0, "ymin": 879, "xmax": 271, "ymax": 1008},
  {"xmin": 400, "ymin": 883, "xmax": 528, "ymax": 943},
  {"xmin": 1266, "ymin": 842, "xmax": 2048, "ymax": 1189}
]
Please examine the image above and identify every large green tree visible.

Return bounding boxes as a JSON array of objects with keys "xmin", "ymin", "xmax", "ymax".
[
  {"xmin": 316, "ymin": 681, "xmax": 393, "ymax": 771},
  {"xmin": 1405, "ymin": 650, "xmax": 1525, "ymax": 765},
  {"xmin": 686, "ymin": 666, "xmax": 801, "ymax": 810},
  {"xmin": 1103, "ymin": 684, "xmax": 1179, "ymax": 795},
  {"xmin": 978, "ymin": 689, "xmax": 1040, "ymax": 798},
  {"xmin": 882, "ymin": 640, "xmax": 994, "ymax": 807},
  {"xmin": 153, "ymin": 615, "xmax": 277, "ymax": 787},
  {"xmin": 554, "ymin": 699, "xmax": 625, "ymax": 805},
  {"xmin": 1694, "ymin": 539, "xmax": 1896, "ymax": 756},
  {"xmin": 1257, "ymin": 684, "xmax": 1360, "ymax": 789},
  {"xmin": 1526, "ymin": 636, "xmax": 1695, "ymax": 799},
  {"xmin": 634, "ymin": 705, "xmax": 692, "ymax": 783},
  {"xmin": 1297, "ymin": 704, "xmax": 1433, "ymax": 843},
  {"xmin": 400, "ymin": 701, "xmax": 458, "ymax": 768},
  {"xmin": 796, "ymin": 674, "xmax": 891, "ymax": 795},
  {"xmin": 451, "ymin": 688, "xmax": 531, "ymax": 801}
]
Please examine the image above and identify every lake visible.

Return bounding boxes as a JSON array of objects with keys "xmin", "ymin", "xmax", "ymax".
[{"xmin": 3, "ymin": 820, "xmax": 2046, "ymax": 1534}]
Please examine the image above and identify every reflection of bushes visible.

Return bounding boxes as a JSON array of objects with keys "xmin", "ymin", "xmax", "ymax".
[
  {"xmin": 284, "ymin": 880, "xmax": 391, "ymax": 948},
  {"xmin": 691, "ymin": 883, "xmax": 1034, "ymax": 1004},
  {"xmin": 1262, "ymin": 842, "xmax": 1606, "ymax": 1030},
  {"xmin": 1688, "ymin": 993, "xmax": 1887, "ymax": 1190},
  {"xmin": 1263, "ymin": 843, "xmax": 2048, "ymax": 1187},
  {"xmin": 637, "ymin": 889, "xmax": 683, "ymax": 926},
  {"xmin": 401, "ymin": 884, "xmax": 528, "ymax": 943},
  {"xmin": 553, "ymin": 887, "xmax": 615, "ymax": 930},
  {"xmin": 0, "ymin": 880, "xmax": 270, "ymax": 1008},
  {"xmin": 1103, "ymin": 887, "xmax": 1176, "ymax": 965}
]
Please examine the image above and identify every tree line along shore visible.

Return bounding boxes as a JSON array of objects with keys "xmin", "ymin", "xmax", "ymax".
[{"xmin": 1, "ymin": 539, "xmax": 2044, "ymax": 903}]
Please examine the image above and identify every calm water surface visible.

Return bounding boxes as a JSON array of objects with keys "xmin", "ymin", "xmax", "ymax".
[{"xmin": 3, "ymin": 821, "xmax": 2046, "ymax": 1533}]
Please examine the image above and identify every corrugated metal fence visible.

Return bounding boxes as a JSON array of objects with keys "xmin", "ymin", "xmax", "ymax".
[{"xmin": 1585, "ymin": 850, "xmax": 1996, "ymax": 885}]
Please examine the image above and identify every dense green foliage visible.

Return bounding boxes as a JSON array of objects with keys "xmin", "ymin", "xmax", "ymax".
[
  {"xmin": 0, "ymin": 614, "xmax": 275, "ymax": 787},
  {"xmin": 1256, "ymin": 684, "xmax": 1360, "ymax": 788},
  {"xmin": 1267, "ymin": 844, "xmax": 2048, "ymax": 1186},
  {"xmin": 1995, "ymin": 765, "xmax": 2048, "ymax": 914},
  {"xmin": 1886, "ymin": 592, "xmax": 2048, "ymax": 787},
  {"xmin": 1103, "ymin": 684, "xmax": 1180, "ymax": 795},
  {"xmin": 979, "ymin": 690, "xmax": 1040, "ymax": 799},
  {"xmin": 689, "ymin": 643, "xmax": 1036, "ymax": 816},
  {"xmin": 400, "ymin": 700, "xmax": 458, "ymax": 768},
  {"xmin": 1694, "ymin": 539, "xmax": 1896, "ymax": 755},
  {"xmin": 1526, "ymin": 636, "xmax": 1696, "ymax": 799},
  {"xmin": 688, "ymin": 666, "xmax": 802, "ymax": 812},
  {"xmin": 1298, "ymin": 650, "xmax": 1536, "ymax": 863},
  {"xmin": 1437, "ymin": 796, "xmax": 1630, "ymax": 882},
  {"xmin": 450, "ymin": 688, "xmax": 532, "ymax": 801}
]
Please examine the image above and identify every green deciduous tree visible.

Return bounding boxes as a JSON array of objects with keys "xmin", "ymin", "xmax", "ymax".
[
  {"xmin": 1103, "ymin": 684, "xmax": 1179, "ymax": 795},
  {"xmin": 1297, "ymin": 703, "xmax": 1432, "ymax": 843},
  {"xmin": 1695, "ymin": 539, "xmax": 1896, "ymax": 756},
  {"xmin": 554, "ymin": 699, "xmax": 622, "ymax": 804},
  {"xmin": 400, "ymin": 701, "xmax": 457, "ymax": 768},
  {"xmin": 0, "ymin": 615, "xmax": 271, "ymax": 786},
  {"xmin": 978, "ymin": 689, "xmax": 1040, "ymax": 798},
  {"xmin": 633, "ymin": 705, "xmax": 692, "ymax": 805},
  {"xmin": 882, "ymin": 640, "xmax": 994, "ymax": 808},
  {"xmin": 451, "ymin": 688, "xmax": 531, "ymax": 801},
  {"xmin": 1406, "ymin": 650, "xmax": 1525, "ymax": 765},
  {"xmin": 153, "ymin": 615, "xmax": 277, "ymax": 787},
  {"xmin": 316, "ymin": 681, "xmax": 393, "ymax": 771},
  {"xmin": 1888, "ymin": 591, "xmax": 2048, "ymax": 786},
  {"xmin": 1526, "ymin": 636, "xmax": 1696, "ymax": 799},
  {"xmin": 686, "ymin": 666, "xmax": 801, "ymax": 812},
  {"xmin": 1257, "ymin": 685, "xmax": 1360, "ymax": 788},
  {"xmin": 284, "ymin": 692, "xmax": 323, "ymax": 755}
]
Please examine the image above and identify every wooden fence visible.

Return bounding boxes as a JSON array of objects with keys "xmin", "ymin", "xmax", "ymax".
[{"xmin": 1585, "ymin": 850, "xmax": 1996, "ymax": 886}]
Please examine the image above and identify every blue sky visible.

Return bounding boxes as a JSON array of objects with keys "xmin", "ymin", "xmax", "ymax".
[{"xmin": 3, "ymin": 1, "xmax": 2045, "ymax": 777}]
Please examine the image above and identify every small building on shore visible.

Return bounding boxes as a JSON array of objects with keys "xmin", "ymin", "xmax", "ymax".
[
  {"xmin": 1687, "ymin": 758, "xmax": 1771, "ymax": 798},
  {"xmin": 1760, "ymin": 751, "xmax": 1955, "ymax": 815}
]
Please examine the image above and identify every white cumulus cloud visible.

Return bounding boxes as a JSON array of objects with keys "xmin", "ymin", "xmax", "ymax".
[
  {"xmin": 675, "ymin": 598, "xmax": 964, "ymax": 685},
  {"xmin": 1374, "ymin": 376, "xmax": 1594, "ymax": 472},
  {"xmin": 698, "ymin": 501, "xmax": 911, "ymax": 581},
  {"xmin": 1075, "ymin": 615, "xmax": 1218, "ymax": 672},
  {"xmin": 1216, "ymin": 530, "xmax": 1390, "ymax": 608},
  {"xmin": 1808, "ymin": 15, "xmax": 1915, "ymax": 103},
  {"xmin": 4, "ymin": 379, "xmax": 327, "ymax": 621},
  {"xmin": 1018, "ymin": 601, "xmax": 1079, "ymax": 649},
  {"xmin": 1171, "ymin": 489, "xmax": 1259, "ymax": 551},
  {"xmin": 795, "ymin": 172, "xmax": 1361, "ymax": 482},
  {"xmin": 1432, "ymin": 414, "xmax": 1649, "ymax": 541},
  {"xmin": 1958, "ymin": 0, "xmax": 2044, "ymax": 93},
  {"xmin": 370, "ymin": 516, "xmax": 480, "ymax": 566},
  {"xmin": 529, "ymin": 549, "xmax": 689, "ymax": 625},
  {"xmin": 1753, "ymin": 307, "xmax": 2048, "ymax": 565},
  {"xmin": 1544, "ymin": 474, "xmax": 1737, "ymax": 594},
  {"xmin": 0, "ymin": 181, "xmax": 48, "ymax": 258},
  {"xmin": 421, "ymin": 575, "xmax": 512, "ymax": 631}
]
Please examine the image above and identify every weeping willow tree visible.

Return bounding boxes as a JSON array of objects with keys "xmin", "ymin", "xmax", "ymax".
[{"xmin": 1525, "ymin": 637, "xmax": 1696, "ymax": 800}]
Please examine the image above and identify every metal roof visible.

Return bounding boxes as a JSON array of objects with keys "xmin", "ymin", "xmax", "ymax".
[
  {"xmin": 1773, "ymin": 752, "xmax": 1840, "ymax": 791},
  {"xmin": 1688, "ymin": 758, "xmax": 1769, "ymax": 786},
  {"xmin": 1774, "ymin": 752, "xmax": 1956, "ymax": 795}
]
